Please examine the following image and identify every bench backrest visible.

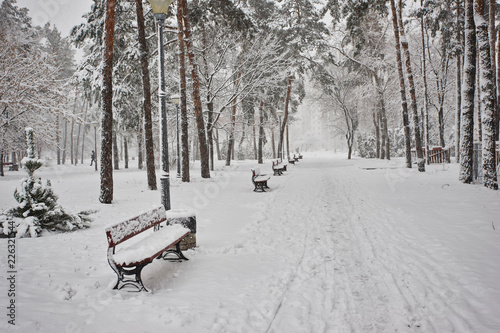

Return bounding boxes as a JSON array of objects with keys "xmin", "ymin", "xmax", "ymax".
[
  {"xmin": 105, "ymin": 205, "xmax": 167, "ymax": 248},
  {"xmin": 252, "ymin": 168, "xmax": 261, "ymax": 176}
]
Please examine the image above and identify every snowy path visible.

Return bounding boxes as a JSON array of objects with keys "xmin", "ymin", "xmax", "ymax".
[{"xmin": 1, "ymin": 152, "xmax": 499, "ymax": 332}]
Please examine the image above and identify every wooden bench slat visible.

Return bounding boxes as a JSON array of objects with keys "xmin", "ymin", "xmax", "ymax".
[{"xmin": 105, "ymin": 206, "xmax": 166, "ymax": 247}]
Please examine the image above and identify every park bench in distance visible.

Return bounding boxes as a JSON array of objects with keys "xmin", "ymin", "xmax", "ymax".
[
  {"xmin": 105, "ymin": 205, "xmax": 190, "ymax": 292},
  {"xmin": 251, "ymin": 168, "xmax": 270, "ymax": 192},
  {"xmin": 272, "ymin": 159, "xmax": 286, "ymax": 176}
]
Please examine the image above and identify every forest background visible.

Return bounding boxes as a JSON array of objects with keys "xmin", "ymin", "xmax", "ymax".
[{"xmin": 1, "ymin": 0, "xmax": 498, "ymax": 195}]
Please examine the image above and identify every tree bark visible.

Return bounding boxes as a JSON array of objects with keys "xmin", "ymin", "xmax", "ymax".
[
  {"xmin": 181, "ymin": 0, "xmax": 210, "ymax": 178},
  {"xmin": 258, "ymin": 100, "xmax": 264, "ymax": 164},
  {"xmin": 475, "ymin": 0, "xmax": 498, "ymax": 189},
  {"xmin": 124, "ymin": 136, "xmax": 129, "ymax": 169},
  {"xmin": 99, "ymin": 0, "xmax": 116, "ymax": 204},
  {"xmin": 279, "ymin": 75, "xmax": 293, "ymax": 161},
  {"xmin": 389, "ymin": 0, "xmax": 412, "ymax": 168},
  {"xmin": 177, "ymin": 1, "xmax": 190, "ymax": 182},
  {"xmin": 137, "ymin": 117, "xmax": 143, "ymax": 170},
  {"xmin": 397, "ymin": 0, "xmax": 424, "ymax": 171},
  {"xmin": 459, "ymin": 0, "xmax": 476, "ymax": 183},
  {"xmin": 373, "ymin": 111, "xmax": 380, "ymax": 158},
  {"xmin": 456, "ymin": 0, "xmax": 463, "ymax": 163},
  {"xmin": 420, "ymin": 0, "xmax": 430, "ymax": 164},
  {"xmin": 135, "ymin": 0, "xmax": 157, "ymax": 190},
  {"xmin": 113, "ymin": 131, "xmax": 119, "ymax": 170}
]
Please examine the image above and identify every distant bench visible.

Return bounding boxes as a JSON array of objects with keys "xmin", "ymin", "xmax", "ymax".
[
  {"xmin": 105, "ymin": 205, "xmax": 190, "ymax": 292},
  {"xmin": 272, "ymin": 159, "xmax": 286, "ymax": 176},
  {"xmin": 3, "ymin": 162, "xmax": 19, "ymax": 171},
  {"xmin": 251, "ymin": 168, "xmax": 270, "ymax": 192}
]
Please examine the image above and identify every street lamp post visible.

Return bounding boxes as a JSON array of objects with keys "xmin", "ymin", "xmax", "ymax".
[
  {"xmin": 276, "ymin": 110, "xmax": 284, "ymax": 162},
  {"xmin": 146, "ymin": 0, "xmax": 175, "ymax": 210},
  {"xmin": 171, "ymin": 94, "xmax": 181, "ymax": 179}
]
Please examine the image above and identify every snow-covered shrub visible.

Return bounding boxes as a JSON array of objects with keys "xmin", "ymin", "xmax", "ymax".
[
  {"xmin": 357, "ymin": 133, "xmax": 377, "ymax": 158},
  {"xmin": 3, "ymin": 128, "xmax": 92, "ymax": 237}
]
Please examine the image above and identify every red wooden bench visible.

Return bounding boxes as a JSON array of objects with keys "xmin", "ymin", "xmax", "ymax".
[
  {"xmin": 105, "ymin": 205, "xmax": 190, "ymax": 292},
  {"xmin": 272, "ymin": 159, "xmax": 286, "ymax": 176},
  {"xmin": 251, "ymin": 168, "xmax": 270, "ymax": 192}
]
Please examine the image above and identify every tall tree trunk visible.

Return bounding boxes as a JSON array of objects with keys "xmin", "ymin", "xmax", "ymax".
[
  {"xmin": 420, "ymin": 1, "xmax": 430, "ymax": 164},
  {"xmin": 389, "ymin": 0, "xmax": 412, "ymax": 168},
  {"xmin": 113, "ymin": 131, "xmax": 119, "ymax": 170},
  {"xmin": 57, "ymin": 113, "xmax": 61, "ymax": 165},
  {"xmin": 258, "ymin": 100, "xmax": 264, "ymax": 164},
  {"xmin": 286, "ymin": 123, "xmax": 290, "ymax": 159},
  {"xmin": 176, "ymin": 1, "xmax": 190, "ymax": 182},
  {"xmin": 77, "ymin": 99, "xmax": 87, "ymax": 165},
  {"xmin": 226, "ymin": 70, "xmax": 242, "ymax": 166},
  {"xmin": 279, "ymin": 75, "xmax": 293, "ymax": 161},
  {"xmin": 124, "ymin": 136, "xmax": 129, "ymax": 169},
  {"xmin": 271, "ymin": 128, "xmax": 276, "ymax": 159},
  {"xmin": 477, "ymin": 46, "xmax": 483, "ymax": 140},
  {"xmin": 475, "ymin": 0, "xmax": 498, "ymax": 189},
  {"xmin": 459, "ymin": 0, "xmax": 476, "ymax": 183},
  {"xmin": 181, "ymin": 0, "xmax": 210, "ymax": 178},
  {"xmin": 496, "ymin": 28, "xmax": 500, "ymax": 140},
  {"xmin": 373, "ymin": 111, "xmax": 380, "ymax": 158},
  {"xmin": 397, "ymin": 0, "xmax": 424, "ymax": 171},
  {"xmin": 253, "ymin": 117, "xmax": 257, "ymax": 160},
  {"xmin": 62, "ymin": 117, "xmax": 67, "ymax": 164},
  {"xmin": 489, "ymin": 0, "xmax": 496, "ymax": 136},
  {"xmin": 456, "ymin": 0, "xmax": 463, "ymax": 163},
  {"xmin": 99, "ymin": 0, "xmax": 116, "ymax": 204},
  {"xmin": 137, "ymin": 117, "xmax": 143, "ymax": 170},
  {"xmin": 70, "ymin": 116, "xmax": 75, "ymax": 165},
  {"xmin": 200, "ymin": 20, "xmax": 215, "ymax": 171},
  {"xmin": 135, "ymin": 0, "xmax": 157, "ymax": 190}
]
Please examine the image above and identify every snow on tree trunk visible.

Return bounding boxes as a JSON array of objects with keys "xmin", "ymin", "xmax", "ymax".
[
  {"xmin": 99, "ymin": 0, "xmax": 116, "ymax": 204},
  {"xmin": 389, "ymin": 0, "xmax": 412, "ymax": 168},
  {"xmin": 135, "ymin": 0, "xmax": 157, "ymax": 190},
  {"xmin": 459, "ymin": 0, "xmax": 476, "ymax": 184},
  {"xmin": 475, "ymin": 0, "xmax": 498, "ymax": 190}
]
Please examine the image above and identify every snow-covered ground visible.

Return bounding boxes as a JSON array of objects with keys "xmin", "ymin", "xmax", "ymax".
[{"xmin": 1, "ymin": 151, "xmax": 499, "ymax": 332}]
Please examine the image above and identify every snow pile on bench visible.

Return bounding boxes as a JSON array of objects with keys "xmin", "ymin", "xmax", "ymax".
[{"xmin": 112, "ymin": 224, "xmax": 189, "ymax": 266}]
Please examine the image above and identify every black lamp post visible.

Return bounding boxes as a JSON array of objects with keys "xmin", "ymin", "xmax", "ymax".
[
  {"xmin": 170, "ymin": 94, "xmax": 181, "ymax": 179},
  {"xmin": 146, "ymin": 0, "xmax": 175, "ymax": 210}
]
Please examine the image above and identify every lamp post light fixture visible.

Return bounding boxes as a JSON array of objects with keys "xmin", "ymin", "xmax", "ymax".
[
  {"xmin": 170, "ymin": 94, "xmax": 181, "ymax": 179},
  {"xmin": 276, "ymin": 110, "xmax": 284, "ymax": 162},
  {"xmin": 146, "ymin": 0, "xmax": 175, "ymax": 210}
]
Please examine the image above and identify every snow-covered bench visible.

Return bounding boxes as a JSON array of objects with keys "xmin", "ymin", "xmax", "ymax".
[
  {"xmin": 272, "ymin": 159, "xmax": 286, "ymax": 176},
  {"xmin": 251, "ymin": 168, "xmax": 270, "ymax": 192},
  {"xmin": 105, "ymin": 205, "xmax": 190, "ymax": 292}
]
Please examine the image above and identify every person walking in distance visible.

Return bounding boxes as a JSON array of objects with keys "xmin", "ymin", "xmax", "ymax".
[{"xmin": 90, "ymin": 150, "xmax": 96, "ymax": 166}]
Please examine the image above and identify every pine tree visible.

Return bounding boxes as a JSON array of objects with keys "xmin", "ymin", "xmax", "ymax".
[{"xmin": 6, "ymin": 128, "xmax": 91, "ymax": 237}]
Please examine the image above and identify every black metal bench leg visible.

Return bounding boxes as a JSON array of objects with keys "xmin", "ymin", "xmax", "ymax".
[
  {"xmin": 162, "ymin": 242, "xmax": 189, "ymax": 261},
  {"xmin": 111, "ymin": 263, "xmax": 149, "ymax": 292}
]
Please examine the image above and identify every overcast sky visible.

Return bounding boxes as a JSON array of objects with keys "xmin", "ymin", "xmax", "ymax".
[{"xmin": 17, "ymin": 0, "xmax": 94, "ymax": 37}]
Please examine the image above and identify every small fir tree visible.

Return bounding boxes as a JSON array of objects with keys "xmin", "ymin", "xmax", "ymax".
[{"xmin": 5, "ymin": 128, "xmax": 92, "ymax": 237}]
